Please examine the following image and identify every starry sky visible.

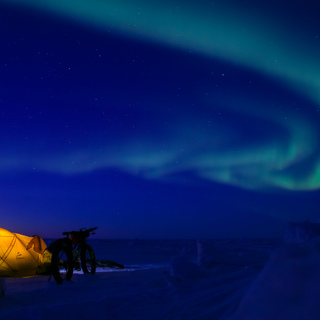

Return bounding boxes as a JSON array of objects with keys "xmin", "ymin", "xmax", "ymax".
[{"xmin": 1, "ymin": 0, "xmax": 320, "ymax": 239}]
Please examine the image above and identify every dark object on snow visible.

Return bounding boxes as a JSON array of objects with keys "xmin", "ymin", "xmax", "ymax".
[
  {"xmin": 0, "ymin": 278, "xmax": 4, "ymax": 297},
  {"xmin": 97, "ymin": 260, "xmax": 124, "ymax": 269},
  {"xmin": 48, "ymin": 227, "xmax": 97, "ymax": 284},
  {"xmin": 285, "ymin": 220, "xmax": 320, "ymax": 244}
]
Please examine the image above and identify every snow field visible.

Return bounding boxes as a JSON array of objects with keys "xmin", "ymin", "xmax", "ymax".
[{"xmin": 4, "ymin": 237, "xmax": 319, "ymax": 319}]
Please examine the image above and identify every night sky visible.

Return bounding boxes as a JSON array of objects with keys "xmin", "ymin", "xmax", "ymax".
[{"xmin": 1, "ymin": 0, "xmax": 320, "ymax": 239}]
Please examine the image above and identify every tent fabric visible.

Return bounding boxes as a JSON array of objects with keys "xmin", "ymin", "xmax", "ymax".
[
  {"xmin": 26, "ymin": 235, "xmax": 47, "ymax": 254},
  {"xmin": 0, "ymin": 227, "xmax": 51, "ymax": 278}
]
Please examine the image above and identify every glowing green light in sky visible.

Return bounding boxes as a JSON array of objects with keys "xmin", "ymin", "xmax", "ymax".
[
  {"xmin": 4, "ymin": 0, "xmax": 320, "ymax": 104},
  {"xmin": 2, "ymin": 0, "xmax": 320, "ymax": 191}
]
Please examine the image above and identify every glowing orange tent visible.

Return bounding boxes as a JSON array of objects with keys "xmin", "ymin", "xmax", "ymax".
[{"xmin": 0, "ymin": 227, "xmax": 51, "ymax": 277}]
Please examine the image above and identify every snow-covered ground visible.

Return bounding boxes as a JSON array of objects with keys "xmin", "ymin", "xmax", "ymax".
[{"xmin": 2, "ymin": 237, "xmax": 320, "ymax": 319}]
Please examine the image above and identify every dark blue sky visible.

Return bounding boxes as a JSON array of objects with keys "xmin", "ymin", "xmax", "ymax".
[{"xmin": 1, "ymin": 0, "xmax": 320, "ymax": 238}]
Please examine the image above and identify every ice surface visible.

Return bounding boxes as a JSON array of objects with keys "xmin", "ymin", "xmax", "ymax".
[
  {"xmin": 3, "ymin": 237, "xmax": 319, "ymax": 319},
  {"xmin": 228, "ymin": 242, "xmax": 320, "ymax": 320},
  {"xmin": 285, "ymin": 221, "xmax": 320, "ymax": 244}
]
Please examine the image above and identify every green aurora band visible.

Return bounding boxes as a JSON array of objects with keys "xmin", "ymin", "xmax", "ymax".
[{"xmin": 2, "ymin": 0, "xmax": 320, "ymax": 191}]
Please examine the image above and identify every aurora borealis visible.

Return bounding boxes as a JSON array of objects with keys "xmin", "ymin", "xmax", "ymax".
[{"xmin": 1, "ymin": 0, "xmax": 320, "ymax": 238}]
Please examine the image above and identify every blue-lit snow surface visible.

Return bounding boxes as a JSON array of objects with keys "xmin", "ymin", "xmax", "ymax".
[
  {"xmin": 46, "ymin": 238, "xmax": 200, "ymax": 272},
  {"xmin": 2, "ymin": 238, "xmax": 320, "ymax": 319},
  {"xmin": 92, "ymin": 239, "xmax": 198, "ymax": 270}
]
